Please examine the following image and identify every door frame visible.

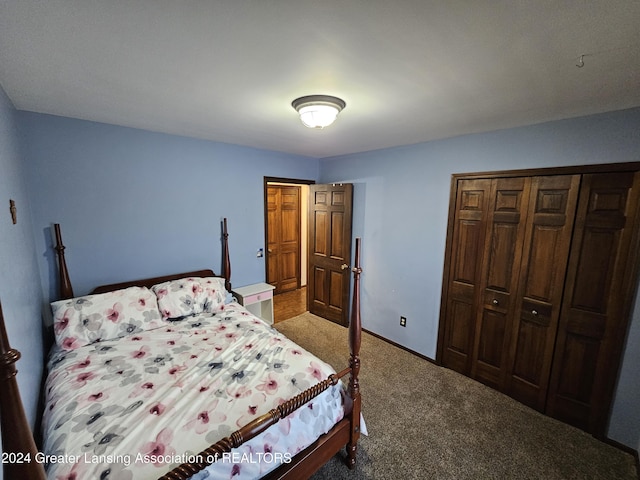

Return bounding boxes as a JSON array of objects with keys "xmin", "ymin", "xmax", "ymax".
[{"xmin": 263, "ymin": 177, "xmax": 315, "ymax": 294}]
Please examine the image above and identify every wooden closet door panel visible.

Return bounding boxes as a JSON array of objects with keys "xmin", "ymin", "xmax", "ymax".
[
  {"xmin": 267, "ymin": 186, "xmax": 301, "ymax": 293},
  {"xmin": 441, "ymin": 179, "xmax": 491, "ymax": 375},
  {"xmin": 266, "ymin": 187, "xmax": 280, "ymax": 287},
  {"xmin": 279, "ymin": 187, "xmax": 301, "ymax": 292},
  {"xmin": 472, "ymin": 177, "xmax": 530, "ymax": 389},
  {"xmin": 507, "ymin": 175, "xmax": 580, "ymax": 410},
  {"xmin": 547, "ymin": 171, "xmax": 640, "ymax": 435}
]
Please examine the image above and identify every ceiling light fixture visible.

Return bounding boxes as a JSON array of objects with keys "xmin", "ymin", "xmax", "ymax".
[{"xmin": 292, "ymin": 95, "xmax": 346, "ymax": 129}]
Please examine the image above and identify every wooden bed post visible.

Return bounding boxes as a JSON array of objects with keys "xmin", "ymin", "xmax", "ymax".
[
  {"xmin": 0, "ymin": 301, "xmax": 46, "ymax": 480},
  {"xmin": 222, "ymin": 218, "xmax": 232, "ymax": 292},
  {"xmin": 347, "ymin": 237, "xmax": 362, "ymax": 468},
  {"xmin": 54, "ymin": 223, "xmax": 74, "ymax": 299}
]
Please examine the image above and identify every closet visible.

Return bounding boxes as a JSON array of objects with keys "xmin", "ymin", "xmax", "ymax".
[{"xmin": 437, "ymin": 162, "xmax": 640, "ymax": 437}]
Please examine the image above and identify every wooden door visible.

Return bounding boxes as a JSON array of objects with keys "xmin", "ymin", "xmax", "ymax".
[
  {"xmin": 546, "ymin": 171, "xmax": 640, "ymax": 435},
  {"xmin": 440, "ymin": 179, "xmax": 492, "ymax": 375},
  {"xmin": 471, "ymin": 177, "xmax": 531, "ymax": 390},
  {"xmin": 266, "ymin": 185, "xmax": 301, "ymax": 294},
  {"xmin": 307, "ymin": 183, "xmax": 353, "ymax": 326},
  {"xmin": 439, "ymin": 163, "xmax": 640, "ymax": 437},
  {"xmin": 505, "ymin": 175, "xmax": 580, "ymax": 411}
]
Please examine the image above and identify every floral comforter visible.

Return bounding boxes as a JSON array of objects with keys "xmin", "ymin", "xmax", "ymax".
[{"xmin": 42, "ymin": 303, "xmax": 344, "ymax": 480}]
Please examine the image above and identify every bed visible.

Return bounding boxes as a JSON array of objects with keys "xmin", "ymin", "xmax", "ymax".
[{"xmin": 0, "ymin": 219, "xmax": 363, "ymax": 480}]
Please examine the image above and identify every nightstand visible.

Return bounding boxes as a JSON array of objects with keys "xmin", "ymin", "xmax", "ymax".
[{"xmin": 232, "ymin": 283, "xmax": 276, "ymax": 325}]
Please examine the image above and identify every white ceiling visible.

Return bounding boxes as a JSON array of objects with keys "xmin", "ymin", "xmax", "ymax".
[{"xmin": 1, "ymin": 1, "xmax": 639, "ymax": 158}]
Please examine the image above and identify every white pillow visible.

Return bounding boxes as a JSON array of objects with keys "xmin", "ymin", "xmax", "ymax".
[
  {"xmin": 50, "ymin": 286, "xmax": 162, "ymax": 350},
  {"xmin": 152, "ymin": 277, "xmax": 227, "ymax": 320}
]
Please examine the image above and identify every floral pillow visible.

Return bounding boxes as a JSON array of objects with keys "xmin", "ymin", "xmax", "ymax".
[
  {"xmin": 152, "ymin": 277, "xmax": 227, "ymax": 320},
  {"xmin": 50, "ymin": 286, "xmax": 162, "ymax": 350}
]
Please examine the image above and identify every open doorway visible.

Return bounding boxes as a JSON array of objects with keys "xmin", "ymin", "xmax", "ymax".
[
  {"xmin": 264, "ymin": 177, "xmax": 313, "ymax": 322},
  {"xmin": 265, "ymin": 178, "xmax": 354, "ymax": 326}
]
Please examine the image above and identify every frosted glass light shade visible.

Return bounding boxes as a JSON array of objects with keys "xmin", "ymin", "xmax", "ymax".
[
  {"xmin": 298, "ymin": 104, "xmax": 339, "ymax": 128},
  {"xmin": 292, "ymin": 95, "xmax": 346, "ymax": 129}
]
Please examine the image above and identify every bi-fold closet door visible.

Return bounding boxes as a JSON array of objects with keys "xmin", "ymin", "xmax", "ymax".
[
  {"xmin": 438, "ymin": 165, "xmax": 640, "ymax": 436},
  {"xmin": 442, "ymin": 175, "xmax": 579, "ymax": 405},
  {"xmin": 473, "ymin": 175, "xmax": 580, "ymax": 412}
]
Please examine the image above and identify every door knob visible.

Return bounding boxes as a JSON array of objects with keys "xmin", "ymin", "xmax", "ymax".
[
  {"xmin": 341, "ymin": 264, "xmax": 350, "ymax": 270},
  {"xmin": 492, "ymin": 299, "xmax": 499, "ymax": 305},
  {"xmin": 531, "ymin": 310, "xmax": 538, "ymax": 316}
]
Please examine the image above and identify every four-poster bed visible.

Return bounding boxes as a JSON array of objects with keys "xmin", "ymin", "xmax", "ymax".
[{"xmin": 0, "ymin": 219, "xmax": 363, "ymax": 479}]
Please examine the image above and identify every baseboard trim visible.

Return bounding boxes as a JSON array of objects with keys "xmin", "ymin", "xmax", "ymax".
[
  {"xmin": 603, "ymin": 437, "xmax": 640, "ymax": 476},
  {"xmin": 362, "ymin": 328, "xmax": 436, "ymax": 364}
]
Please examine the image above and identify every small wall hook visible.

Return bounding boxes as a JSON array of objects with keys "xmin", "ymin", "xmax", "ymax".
[
  {"xmin": 576, "ymin": 55, "xmax": 585, "ymax": 68},
  {"xmin": 9, "ymin": 199, "xmax": 17, "ymax": 224}
]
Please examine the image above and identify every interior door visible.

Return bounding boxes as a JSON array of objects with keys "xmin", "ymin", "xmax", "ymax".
[
  {"xmin": 547, "ymin": 171, "xmax": 640, "ymax": 435},
  {"xmin": 471, "ymin": 177, "xmax": 531, "ymax": 390},
  {"xmin": 266, "ymin": 185, "xmax": 301, "ymax": 294},
  {"xmin": 505, "ymin": 174, "xmax": 580, "ymax": 411},
  {"xmin": 307, "ymin": 183, "xmax": 353, "ymax": 326},
  {"xmin": 440, "ymin": 178, "xmax": 492, "ymax": 375}
]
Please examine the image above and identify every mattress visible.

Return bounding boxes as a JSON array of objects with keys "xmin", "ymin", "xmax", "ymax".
[{"xmin": 41, "ymin": 302, "xmax": 344, "ymax": 479}]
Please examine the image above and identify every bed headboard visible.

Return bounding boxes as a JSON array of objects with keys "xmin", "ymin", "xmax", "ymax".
[
  {"xmin": 54, "ymin": 218, "xmax": 232, "ymax": 299},
  {"xmin": 91, "ymin": 269, "xmax": 216, "ymax": 294}
]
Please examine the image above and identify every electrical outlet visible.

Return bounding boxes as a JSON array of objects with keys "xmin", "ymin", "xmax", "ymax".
[{"xmin": 400, "ymin": 316, "xmax": 407, "ymax": 327}]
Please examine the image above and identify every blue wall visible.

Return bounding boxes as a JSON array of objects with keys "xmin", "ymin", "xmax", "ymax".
[
  {"xmin": 11, "ymin": 105, "xmax": 640, "ymax": 456},
  {"xmin": 319, "ymin": 107, "xmax": 640, "ymax": 452},
  {"xmin": 19, "ymin": 112, "xmax": 319, "ymax": 304},
  {"xmin": 0, "ymin": 86, "xmax": 44, "ymax": 466}
]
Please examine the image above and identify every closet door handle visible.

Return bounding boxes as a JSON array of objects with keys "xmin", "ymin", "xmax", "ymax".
[
  {"xmin": 531, "ymin": 309, "xmax": 538, "ymax": 316},
  {"xmin": 492, "ymin": 299, "xmax": 499, "ymax": 305}
]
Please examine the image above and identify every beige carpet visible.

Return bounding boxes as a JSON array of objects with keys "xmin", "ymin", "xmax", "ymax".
[{"xmin": 275, "ymin": 312, "xmax": 639, "ymax": 480}]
